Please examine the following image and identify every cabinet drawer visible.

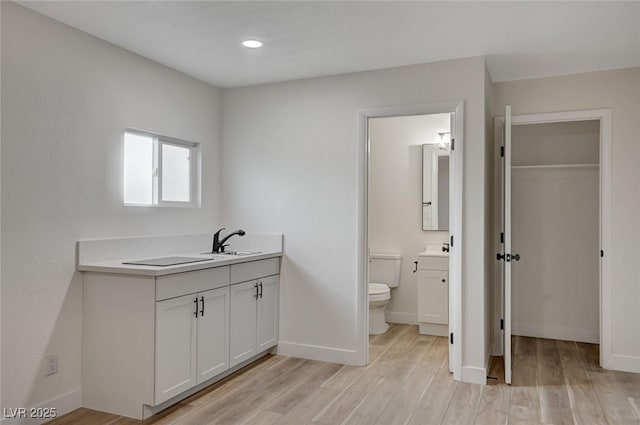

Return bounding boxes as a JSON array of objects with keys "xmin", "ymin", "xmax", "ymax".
[
  {"xmin": 418, "ymin": 256, "xmax": 448, "ymax": 271},
  {"xmin": 156, "ymin": 266, "xmax": 230, "ymax": 301},
  {"xmin": 230, "ymin": 258, "xmax": 280, "ymax": 284}
]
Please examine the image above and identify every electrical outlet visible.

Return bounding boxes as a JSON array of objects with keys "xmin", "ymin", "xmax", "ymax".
[{"xmin": 45, "ymin": 353, "xmax": 58, "ymax": 376}]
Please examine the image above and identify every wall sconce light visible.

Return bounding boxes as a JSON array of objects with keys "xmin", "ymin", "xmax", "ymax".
[{"xmin": 437, "ymin": 132, "xmax": 451, "ymax": 150}]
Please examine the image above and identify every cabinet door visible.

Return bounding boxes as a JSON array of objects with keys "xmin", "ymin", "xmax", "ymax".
[
  {"xmin": 229, "ymin": 280, "xmax": 258, "ymax": 367},
  {"xmin": 417, "ymin": 270, "xmax": 449, "ymax": 325},
  {"xmin": 155, "ymin": 294, "xmax": 197, "ymax": 404},
  {"xmin": 196, "ymin": 286, "xmax": 230, "ymax": 384},
  {"xmin": 257, "ymin": 275, "xmax": 279, "ymax": 352}
]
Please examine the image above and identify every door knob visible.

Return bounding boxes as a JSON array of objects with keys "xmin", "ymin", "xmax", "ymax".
[{"xmin": 512, "ymin": 254, "xmax": 521, "ymax": 261}]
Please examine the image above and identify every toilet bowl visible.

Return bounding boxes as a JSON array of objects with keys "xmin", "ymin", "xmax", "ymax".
[
  {"xmin": 369, "ymin": 283, "xmax": 391, "ymax": 334},
  {"xmin": 368, "ymin": 253, "xmax": 401, "ymax": 335}
]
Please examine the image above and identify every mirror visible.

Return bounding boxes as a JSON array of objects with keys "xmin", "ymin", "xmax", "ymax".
[{"xmin": 422, "ymin": 143, "xmax": 450, "ymax": 230}]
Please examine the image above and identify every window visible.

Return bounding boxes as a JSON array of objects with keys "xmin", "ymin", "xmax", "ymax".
[{"xmin": 124, "ymin": 130, "xmax": 199, "ymax": 207}]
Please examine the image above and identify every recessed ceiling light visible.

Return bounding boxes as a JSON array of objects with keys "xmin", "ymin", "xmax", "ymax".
[{"xmin": 242, "ymin": 40, "xmax": 263, "ymax": 49}]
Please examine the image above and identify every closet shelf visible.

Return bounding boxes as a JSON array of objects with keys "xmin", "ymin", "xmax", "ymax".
[{"xmin": 512, "ymin": 163, "xmax": 599, "ymax": 170}]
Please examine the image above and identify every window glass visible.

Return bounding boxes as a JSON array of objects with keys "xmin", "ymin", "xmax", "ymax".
[
  {"xmin": 161, "ymin": 143, "xmax": 191, "ymax": 202},
  {"xmin": 124, "ymin": 133, "xmax": 153, "ymax": 205}
]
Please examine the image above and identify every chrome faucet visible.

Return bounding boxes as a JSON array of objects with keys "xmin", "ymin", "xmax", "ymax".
[{"xmin": 212, "ymin": 228, "xmax": 246, "ymax": 253}]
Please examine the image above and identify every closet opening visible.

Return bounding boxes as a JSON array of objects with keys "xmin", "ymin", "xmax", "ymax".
[
  {"xmin": 495, "ymin": 108, "xmax": 612, "ymax": 384},
  {"xmin": 511, "ymin": 120, "xmax": 600, "ymax": 346}
]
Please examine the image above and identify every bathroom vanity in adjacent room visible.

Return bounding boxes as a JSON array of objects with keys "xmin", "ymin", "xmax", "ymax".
[{"xmin": 417, "ymin": 248, "xmax": 449, "ymax": 336}]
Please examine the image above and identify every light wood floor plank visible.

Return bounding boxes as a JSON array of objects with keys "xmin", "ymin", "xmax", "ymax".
[
  {"xmin": 509, "ymin": 337, "xmax": 541, "ymax": 425},
  {"xmin": 372, "ymin": 337, "xmax": 445, "ymax": 425},
  {"xmin": 238, "ymin": 411, "xmax": 283, "ymax": 425},
  {"xmin": 557, "ymin": 340, "xmax": 608, "ymax": 425},
  {"xmin": 537, "ymin": 338, "xmax": 575, "ymax": 425},
  {"xmin": 475, "ymin": 357, "xmax": 510, "ymax": 425},
  {"xmin": 589, "ymin": 371, "xmax": 640, "ymax": 425},
  {"xmin": 406, "ymin": 359, "xmax": 458, "ymax": 425},
  {"xmin": 263, "ymin": 362, "xmax": 343, "ymax": 414},
  {"xmin": 274, "ymin": 387, "xmax": 342, "ymax": 425},
  {"xmin": 440, "ymin": 382, "xmax": 483, "ymax": 425}
]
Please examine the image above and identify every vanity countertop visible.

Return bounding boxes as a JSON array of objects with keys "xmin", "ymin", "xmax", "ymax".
[
  {"xmin": 418, "ymin": 248, "xmax": 449, "ymax": 258},
  {"xmin": 78, "ymin": 250, "xmax": 282, "ymax": 277}
]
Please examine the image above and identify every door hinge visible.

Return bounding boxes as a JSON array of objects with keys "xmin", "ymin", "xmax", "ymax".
[
  {"xmin": 500, "ymin": 146, "xmax": 505, "ymax": 157},
  {"xmin": 450, "ymin": 235, "xmax": 454, "ymax": 248},
  {"xmin": 500, "ymin": 232, "xmax": 504, "ymax": 243},
  {"xmin": 451, "ymin": 138, "xmax": 455, "ymax": 150},
  {"xmin": 500, "ymin": 319, "xmax": 504, "ymax": 330},
  {"xmin": 450, "ymin": 332, "xmax": 454, "ymax": 344},
  {"xmin": 600, "ymin": 250, "xmax": 604, "ymax": 258}
]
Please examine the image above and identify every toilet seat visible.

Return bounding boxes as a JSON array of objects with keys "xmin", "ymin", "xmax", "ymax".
[{"xmin": 368, "ymin": 283, "xmax": 390, "ymax": 302}]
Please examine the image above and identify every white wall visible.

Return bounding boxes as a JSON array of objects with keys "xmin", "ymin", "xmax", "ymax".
[
  {"xmin": 222, "ymin": 56, "xmax": 491, "ymax": 379},
  {"xmin": 1, "ymin": 3, "xmax": 222, "ymax": 416},
  {"xmin": 483, "ymin": 65, "xmax": 495, "ymax": 375},
  {"xmin": 368, "ymin": 114, "xmax": 450, "ymax": 324},
  {"xmin": 494, "ymin": 67, "xmax": 640, "ymax": 371},
  {"xmin": 0, "ymin": 1, "xmax": 3, "ymax": 413}
]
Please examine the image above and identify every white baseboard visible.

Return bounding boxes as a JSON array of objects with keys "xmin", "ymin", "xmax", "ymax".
[
  {"xmin": 513, "ymin": 322, "xmax": 599, "ymax": 344},
  {"xmin": 603, "ymin": 354, "xmax": 640, "ymax": 373},
  {"xmin": 1, "ymin": 388, "xmax": 82, "ymax": 425},
  {"xmin": 385, "ymin": 311, "xmax": 418, "ymax": 325},
  {"xmin": 276, "ymin": 341, "xmax": 357, "ymax": 365},
  {"xmin": 462, "ymin": 365, "xmax": 487, "ymax": 385},
  {"xmin": 418, "ymin": 322, "xmax": 448, "ymax": 337},
  {"xmin": 485, "ymin": 345, "xmax": 493, "ymax": 379}
]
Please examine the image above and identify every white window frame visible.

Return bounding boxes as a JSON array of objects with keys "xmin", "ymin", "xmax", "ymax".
[{"xmin": 124, "ymin": 129, "xmax": 200, "ymax": 208}]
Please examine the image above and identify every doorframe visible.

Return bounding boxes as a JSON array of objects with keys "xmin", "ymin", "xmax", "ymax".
[
  {"xmin": 492, "ymin": 108, "xmax": 612, "ymax": 369},
  {"xmin": 356, "ymin": 101, "xmax": 464, "ymax": 381}
]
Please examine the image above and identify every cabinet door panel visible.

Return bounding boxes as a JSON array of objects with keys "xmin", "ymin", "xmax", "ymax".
[
  {"xmin": 418, "ymin": 270, "xmax": 449, "ymax": 324},
  {"xmin": 229, "ymin": 280, "xmax": 258, "ymax": 367},
  {"xmin": 196, "ymin": 286, "xmax": 230, "ymax": 384},
  {"xmin": 257, "ymin": 275, "xmax": 279, "ymax": 351},
  {"xmin": 155, "ymin": 294, "xmax": 197, "ymax": 404}
]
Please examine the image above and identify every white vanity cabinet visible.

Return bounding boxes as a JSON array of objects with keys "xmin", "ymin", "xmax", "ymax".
[
  {"xmin": 155, "ymin": 286, "xmax": 230, "ymax": 404},
  {"xmin": 229, "ymin": 258, "xmax": 280, "ymax": 367},
  {"xmin": 82, "ymin": 256, "xmax": 280, "ymax": 420},
  {"xmin": 417, "ymin": 254, "xmax": 449, "ymax": 336},
  {"xmin": 154, "ymin": 266, "xmax": 231, "ymax": 404}
]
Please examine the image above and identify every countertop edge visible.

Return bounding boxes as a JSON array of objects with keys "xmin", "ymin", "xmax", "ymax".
[{"xmin": 78, "ymin": 251, "xmax": 283, "ymax": 277}]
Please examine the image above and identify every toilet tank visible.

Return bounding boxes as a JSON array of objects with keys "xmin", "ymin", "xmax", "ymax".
[{"xmin": 369, "ymin": 253, "xmax": 402, "ymax": 288}]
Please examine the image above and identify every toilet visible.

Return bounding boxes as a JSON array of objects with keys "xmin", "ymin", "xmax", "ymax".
[{"xmin": 369, "ymin": 253, "xmax": 401, "ymax": 335}]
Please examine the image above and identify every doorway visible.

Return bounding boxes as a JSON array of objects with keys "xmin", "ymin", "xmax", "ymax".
[
  {"xmin": 357, "ymin": 101, "xmax": 464, "ymax": 381},
  {"xmin": 495, "ymin": 108, "xmax": 612, "ymax": 383}
]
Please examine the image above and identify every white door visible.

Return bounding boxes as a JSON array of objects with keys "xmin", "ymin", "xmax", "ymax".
[
  {"xmin": 257, "ymin": 275, "xmax": 280, "ymax": 352},
  {"xmin": 503, "ymin": 105, "xmax": 513, "ymax": 384},
  {"xmin": 196, "ymin": 286, "xmax": 230, "ymax": 384},
  {"xmin": 448, "ymin": 112, "xmax": 455, "ymax": 373},
  {"xmin": 230, "ymin": 280, "xmax": 258, "ymax": 367},
  {"xmin": 155, "ymin": 294, "xmax": 198, "ymax": 404}
]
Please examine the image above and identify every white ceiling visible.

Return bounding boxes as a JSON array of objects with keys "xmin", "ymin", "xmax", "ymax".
[{"xmin": 18, "ymin": 1, "xmax": 640, "ymax": 88}]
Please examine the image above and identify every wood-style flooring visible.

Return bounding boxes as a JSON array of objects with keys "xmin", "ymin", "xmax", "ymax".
[{"xmin": 47, "ymin": 324, "xmax": 640, "ymax": 425}]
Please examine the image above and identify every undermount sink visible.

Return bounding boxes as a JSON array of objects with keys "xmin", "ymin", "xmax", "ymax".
[
  {"xmin": 122, "ymin": 256, "xmax": 211, "ymax": 267},
  {"xmin": 419, "ymin": 244, "xmax": 450, "ymax": 258}
]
